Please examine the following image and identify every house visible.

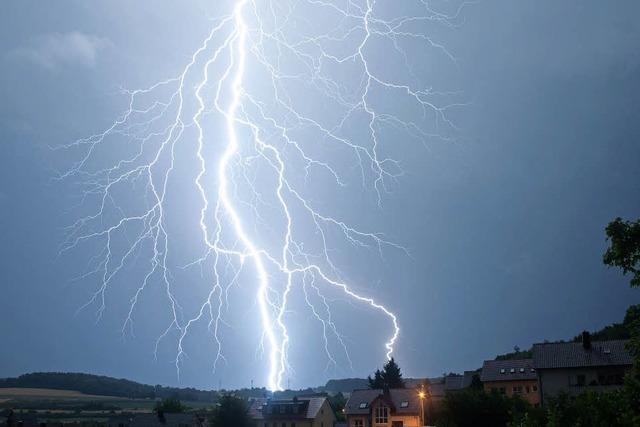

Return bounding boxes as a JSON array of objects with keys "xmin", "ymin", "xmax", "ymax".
[
  {"xmin": 344, "ymin": 388, "xmax": 423, "ymax": 427},
  {"xmin": 249, "ymin": 396, "xmax": 336, "ymax": 427},
  {"xmin": 422, "ymin": 371, "xmax": 477, "ymax": 413},
  {"xmin": 532, "ymin": 333, "xmax": 632, "ymax": 404},
  {"xmin": 480, "ymin": 359, "xmax": 540, "ymax": 406}
]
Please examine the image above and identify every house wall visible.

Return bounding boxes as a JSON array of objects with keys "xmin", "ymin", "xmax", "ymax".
[
  {"xmin": 346, "ymin": 414, "xmax": 421, "ymax": 427},
  {"xmin": 483, "ymin": 379, "xmax": 540, "ymax": 406},
  {"xmin": 312, "ymin": 400, "xmax": 337, "ymax": 427},
  {"xmin": 388, "ymin": 414, "xmax": 421, "ymax": 426},
  {"xmin": 538, "ymin": 366, "xmax": 630, "ymax": 404},
  {"xmin": 346, "ymin": 416, "xmax": 369, "ymax": 427}
]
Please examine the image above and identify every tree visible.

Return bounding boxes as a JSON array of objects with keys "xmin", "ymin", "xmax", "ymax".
[
  {"xmin": 368, "ymin": 369, "xmax": 384, "ymax": 389},
  {"xmin": 436, "ymin": 389, "xmax": 522, "ymax": 427},
  {"xmin": 383, "ymin": 358, "xmax": 405, "ymax": 388},
  {"xmin": 154, "ymin": 397, "xmax": 187, "ymax": 413},
  {"xmin": 603, "ymin": 217, "xmax": 640, "ymax": 422},
  {"xmin": 368, "ymin": 358, "xmax": 405, "ymax": 389},
  {"xmin": 209, "ymin": 395, "xmax": 253, "ymax": 427},
  {"xmin": 603, "ymin": 217, "xmax": 640, "ymax": 287},
  {"xmin": 470, "ymin": 373, "xmax": 483, "ymax": 391},
  {"xmin": 329, "ymin": 392, "xmax": 347, "ymax": 421}
]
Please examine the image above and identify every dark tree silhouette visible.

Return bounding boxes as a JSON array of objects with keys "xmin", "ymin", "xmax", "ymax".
[
  {"xmin": 368, "ymin": 369, "xmax": 384, "ymax": 389},
  {"xmin": 368, "ymin": 358, "xmax": 405, "ymax": 389},
  {"xmin": 603, "ymin": 217, "xmax": 640, "ymax": 416},
  {"xmin": 209, "ymin": 395, "xmax": 252, "ymax": 427},
  {"xmin": 604, "ymin": 217, "xmax": 640, "ymax": 287},
  {"xmin": 154, "ymin": 397, "xmax": 187, "ymax": 413}
]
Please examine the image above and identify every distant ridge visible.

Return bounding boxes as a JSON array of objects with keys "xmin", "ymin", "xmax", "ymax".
[{"xmin": 0, "ymin": 372, "xmax": 218, "ymax": 402}]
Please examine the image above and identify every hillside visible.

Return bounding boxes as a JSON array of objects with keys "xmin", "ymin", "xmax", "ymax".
[
  {"xmin": 322, "ymin": 378, "xmax": 369, "ymax": 394},
  {"xmin": 0, "ymin": 373, "xmax": 218, "ymax": 402}
]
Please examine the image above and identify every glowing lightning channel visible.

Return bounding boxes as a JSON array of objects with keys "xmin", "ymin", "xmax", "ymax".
[{"xmin": 59, "ymin": 0, "xmax": 463, "ymax": 391}]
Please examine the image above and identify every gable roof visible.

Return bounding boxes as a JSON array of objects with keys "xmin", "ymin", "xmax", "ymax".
[
  {"xmin": 533, "ymin": 340, "xmax": 632, "ymax": 369},
  {"xmin": 480, "ymin": 359, "xmax": 537, "ymax": 382},
  {"xmin": 249, "ymin": 396, "xmax": 329, "ymax": 420},
  {"xmin": 445, "ymin": 371, "xmax": 477, "ymax": 390},
  {"xmin": 345, "ymin": 389, "xmax": 420, "ymax": 416}
]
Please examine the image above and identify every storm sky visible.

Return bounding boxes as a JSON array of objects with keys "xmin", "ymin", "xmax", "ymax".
[{"xmin": 1, "ymin": 1, "xmax": 639, "ymax": 390}]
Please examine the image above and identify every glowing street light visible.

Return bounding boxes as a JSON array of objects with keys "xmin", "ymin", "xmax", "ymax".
[{"xmin": 418, "ymin": 385, "xmax": 426, "ymax": 426}]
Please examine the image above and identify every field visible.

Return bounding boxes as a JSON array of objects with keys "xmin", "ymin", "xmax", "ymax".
[
  {"xmin": 0, "ymin": 388, "xmax": 117, "ymax": 399},
  {"xmin": 0, "ymin": 387, "xmax": 213, "ymax": 413}
]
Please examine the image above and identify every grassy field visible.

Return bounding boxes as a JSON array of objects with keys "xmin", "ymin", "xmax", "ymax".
[
  {"xmin": 0, "ymin": 387, "xmax": 214, "ymax": 411},
  {"xmin": 0, "ymin": 388, "xmax": 117, "ymax": 399}
]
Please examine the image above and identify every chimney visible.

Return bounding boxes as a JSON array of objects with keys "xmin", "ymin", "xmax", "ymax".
[{"xmin": 582, "ymin": 331, "xmax": 591, "ymax": 350}]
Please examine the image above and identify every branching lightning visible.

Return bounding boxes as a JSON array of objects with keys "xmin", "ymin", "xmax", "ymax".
[{"xmin": 58, "ymin": 0, "xmax": 463, "ymax": 390}]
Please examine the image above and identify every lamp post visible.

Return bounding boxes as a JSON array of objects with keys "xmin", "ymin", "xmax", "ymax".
[{"xmin": 418, "ymin": 385, "xmax": 426, "ymax": 426}]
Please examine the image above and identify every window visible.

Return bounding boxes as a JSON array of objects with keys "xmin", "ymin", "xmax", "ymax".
[
  {"xmin": 513, "ymin": 386, "xmax": 523, "ymax": 395},
  {"xmin": 280, "ymin": 405, "xmax": 286, "ymax": 414},
  {"xmin": 400, "ymin": 401, "xmax": 409, "ymax": 408},
  {"xmin": 499, "ymin": 387, "xmax": 506, "ymax": 395},
  {"xmin": 533, "ymin": 385, "xmax": 538, "ymax": 392},
  {"xmin": 525, "ymin": 386, "xmax": 530, "ymax": 393},
  {"xmin": 500, "ymin": 368, "xmax": 505, "ymax": 374},
  {"xmin": 577, "ymin": 375, "xmax": 586, "ymax": 386},
  {"xmin": 375, "ymin": 405, "xmax": 389, "ymax": 424},
  {"xmin": 358, "ymin": 402, "xmax": 368, "ymax": 409},
  {"xmin": 519, "ymin": 368, "xmax": 525, "ymax": 373},
  {"xmin": 354, "ymin": 420, "xmax": 364, "ymax": 427},
  {"xmin": 510, "ymin": 368, "xmax": 515, "ymax": 373},
  {"xmin": 391, "ymin": 422, "xmax": 404, "ymax": 427}
]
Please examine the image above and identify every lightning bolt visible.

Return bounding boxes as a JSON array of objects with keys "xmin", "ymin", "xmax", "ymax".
[{"xmin": 58, "ymin": 0, "xmax": 462, "ymax": 391}]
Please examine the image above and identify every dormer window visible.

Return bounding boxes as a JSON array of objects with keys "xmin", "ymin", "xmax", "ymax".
[
  {"xmin": 510, "ymin": 368, "xmax": 515, "ymax": 373},
  {"xmin": 500, "ymin": 369, "xmax": 505, "ymax": 374},
  {"xmin": 519, "ymin": 368, "xmax": 525, "ymax": 373},
  {"xmin": 400, "ymin": 401, "xmax": 409, "ymax": 408},
  {"xmin": 358, "ymin": 402, "xmax": 368, "ymax": 409}
]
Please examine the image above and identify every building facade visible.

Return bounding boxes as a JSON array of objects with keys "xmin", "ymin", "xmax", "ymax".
[
  {"xmin": 533, "ymin": 336, "xmax": 632, "ymax": 405},
  {"xmin": 344, "ymin": 389, "xmax": 422, "ymax": 427},
  {"xmin": 249, "ymin": 396, "xmax": 336, "ymax": 427},
  {"xmin": 480, "ymin": 359, "xmax": 540, "ymax": 406}
]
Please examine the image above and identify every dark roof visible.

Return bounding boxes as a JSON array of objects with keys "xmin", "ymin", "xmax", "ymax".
[
  {"xmin": 428, "ymin": 382, "xmax": 446, "ymax": 398},
  {"xmin": 444, "ymin": 371, "xmax": 476, "ymax": 390},
  {"xmin": 249, "ymin": 396, "xmax": 328, "ymax": 420},
  {"xmin": 533, "ymin": 340, "xmax": 632, "ymax": 369},
  {"xmin": 480, "ymin": 359, "xmax": 537, "ymax": 382},
  {"xmin": 345, "ymin": 389, "xmax": 420, "ymax": 416}
]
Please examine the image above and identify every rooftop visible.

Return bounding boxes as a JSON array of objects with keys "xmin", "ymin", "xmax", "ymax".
[
  {"xmin": 248, "ymin": 396, "xmax": 328, "ymax": 420},
  {"xmin": 345, "ymin": 388, "xmax": 421, "ymax": 416},
  {"xmin": 532, "ymin": 340, "xmax": 632, "ymax": 369},
  {"xmin": 480, "ymin": 359, "xmax": 537, "ymax": 382}
]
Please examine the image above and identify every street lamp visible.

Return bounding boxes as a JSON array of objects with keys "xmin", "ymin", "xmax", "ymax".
[{"xmin": 418, "ymin": 386, "xmax": 426, "ymax": 426}]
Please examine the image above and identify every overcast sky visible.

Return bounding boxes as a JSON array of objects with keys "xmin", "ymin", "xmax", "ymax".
[{"xmin": 1, "ymin": 1, "xmax": 639, "ymax": 390}]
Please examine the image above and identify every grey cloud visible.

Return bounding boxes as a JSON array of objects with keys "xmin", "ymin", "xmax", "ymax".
[{"xmin": 9, "ymin": 31, "xmax": 112, "ymax": 70}]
